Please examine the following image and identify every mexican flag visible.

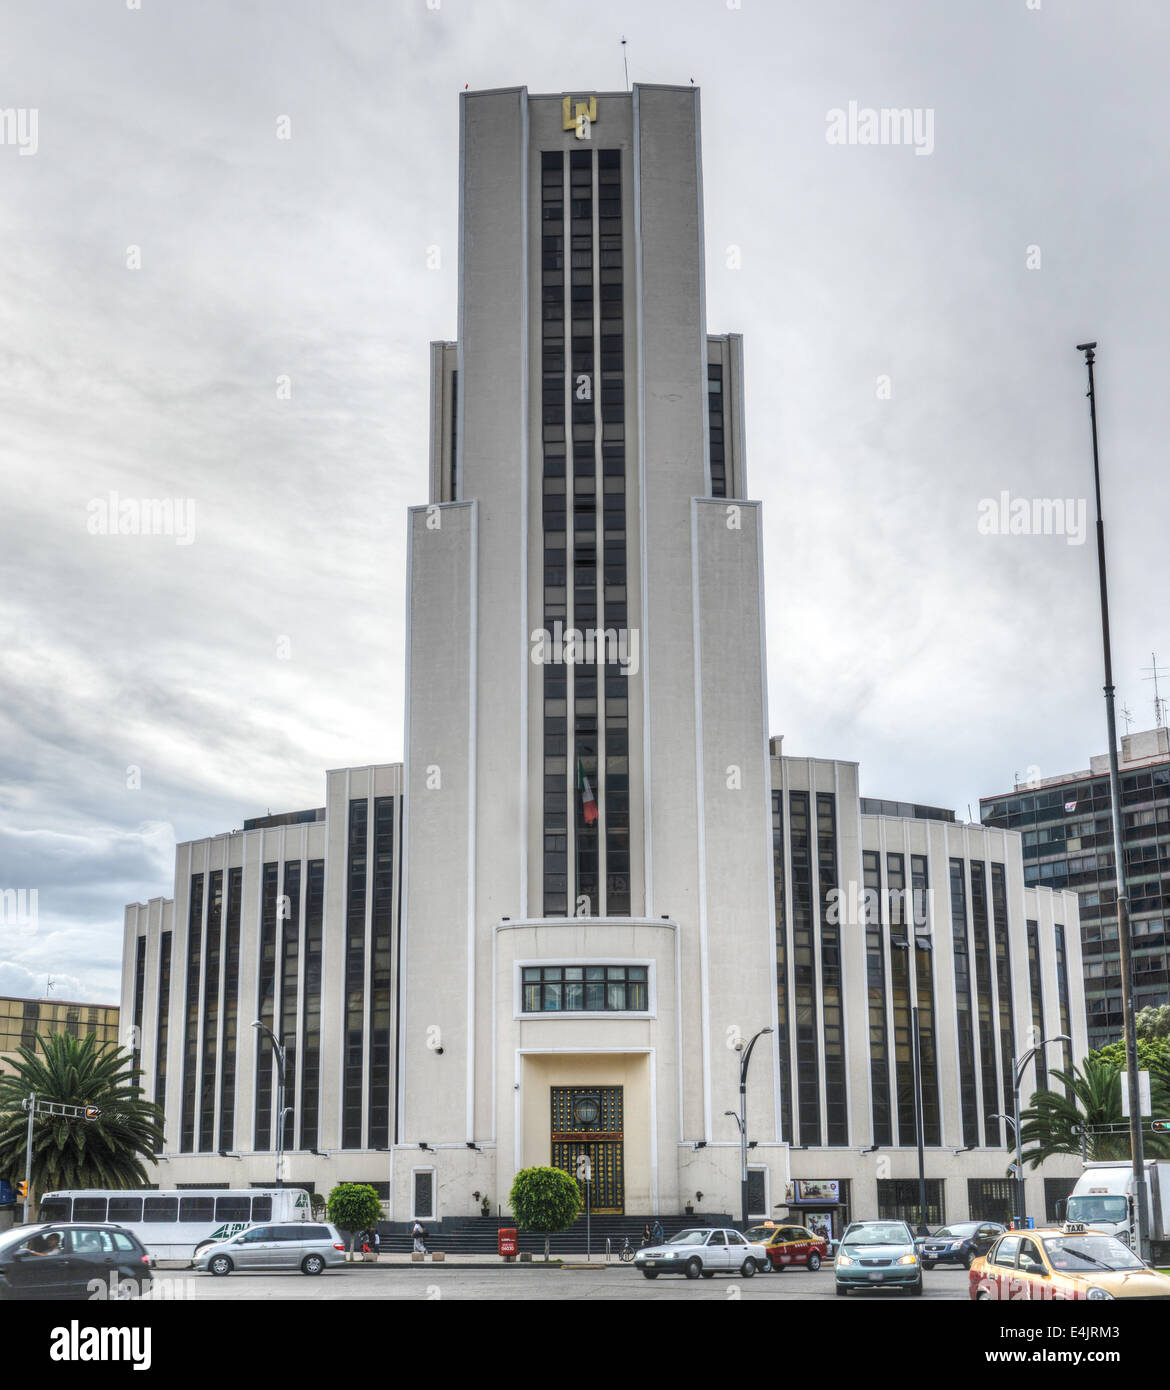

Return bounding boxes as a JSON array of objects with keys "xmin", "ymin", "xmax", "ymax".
[{"xmin": 577, "ymin": 758, "xmax": 599, "ymax": 826}]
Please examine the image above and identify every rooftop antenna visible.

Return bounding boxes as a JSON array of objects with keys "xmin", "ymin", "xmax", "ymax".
[
  {"xmin": 44, "ymin": 975, "xmax": 56, "ymax": 999},
  {"xmin": 1141, "ymin": 652, "xmax": 1170, "ymax": 728},
  {"xmin": 1120, "ymin": 703, "xmax": 1135, "ymax": 735},
  {"xmin": 621, "ymin": 36, "xmax": 630, "ymax": 92}
]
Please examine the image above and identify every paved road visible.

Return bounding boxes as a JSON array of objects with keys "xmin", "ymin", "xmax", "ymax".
[{"xmin": 135, "ymin": 1264, "xmax": 972, "ymax": 1301}]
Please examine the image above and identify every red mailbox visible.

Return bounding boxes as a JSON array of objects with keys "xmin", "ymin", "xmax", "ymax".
[{"xmin": 498, "ymin": 1227, "xmax": 518, "ymax": 1259}]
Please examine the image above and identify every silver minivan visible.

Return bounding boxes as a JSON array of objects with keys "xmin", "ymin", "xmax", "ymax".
[{"xmin": 194, "ymin": 1222, "xmax": 347, "ymax": 1276}]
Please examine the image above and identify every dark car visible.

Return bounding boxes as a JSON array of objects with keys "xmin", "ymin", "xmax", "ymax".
[
  {"xmin": 918, "ymin": 1221, "xmax": 1005, "ymax": 1270},
  {"xmin": 0, "ymin": 1223, "xmax": 153, "ymax": 1300}
]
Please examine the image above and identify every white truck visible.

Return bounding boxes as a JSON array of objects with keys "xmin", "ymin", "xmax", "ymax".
[{"xmin": 1062, "ymin": 1161, "xmax": 1170, "ymax": 1263}]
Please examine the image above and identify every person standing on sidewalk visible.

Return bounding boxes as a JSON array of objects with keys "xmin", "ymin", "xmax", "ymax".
[
  {"xmin": 372, "ymin": 1229, "xmax": 380, "ymax": 1257},
  {"xmin": 412, "ymin": 1220, "xmax": 426, "ymax": 1254}
]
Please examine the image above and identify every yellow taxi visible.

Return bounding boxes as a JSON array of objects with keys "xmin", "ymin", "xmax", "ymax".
[
  {"xmin": 742, "ymin": 1222, "xmax": 829, "ymax": 1273},
  {"xmin": 970, "ymin": 1222, "xmax": 1170, "ymax": 1301}
]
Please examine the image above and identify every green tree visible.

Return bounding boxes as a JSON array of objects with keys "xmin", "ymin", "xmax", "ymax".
[
  {"xmin": 1091, "ymin": 1034, "xmax": 1170, "ymax": 1086},
  {"xmin": 0, "ymin": 1033, "xmax": 163, "ymax": 1195},
  {"xmin": 1019, "ymin": 1055, "xmax": 1170, "ymax": 1167},
  {"xmin": 508, "ymin": 1166, "xmax": 582, "ymax": 1262},
  {"xmin": 1136, "ymin": 1005, "xmax": 1170, "ymax": 1042},
  {"xmin": 326, "ymin": 1183, "xmax": 383, "ymax": 1259}
]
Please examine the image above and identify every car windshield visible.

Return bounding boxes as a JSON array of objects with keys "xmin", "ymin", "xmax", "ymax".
[
  {"xmin": 934, "ymin": 1224, "xmax": 978, "ymax": 1239},
  {"xmin": 743, "ymin": 1226, "xmax": 775, "ymax": 1242},
  {"xmin": 1043, "ymin": 1236, "xmax": 1145, "ymax": 1272},
  {"xmin": 666, "ymin": 1229, "xmax": 709, "ymax": 1244},
  {"xmin": 1066, "ymin": 1196, "xmax": 1128, "ymax": 1224},
  {"xmin": 844, "ymin": 1224, "xmax": 911, "ymax": 1247}
]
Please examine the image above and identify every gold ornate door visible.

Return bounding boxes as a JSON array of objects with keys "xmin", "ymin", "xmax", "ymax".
[{"xmin": 550, "ymin": 1085, "xmax": 624, "ymax": 1214}]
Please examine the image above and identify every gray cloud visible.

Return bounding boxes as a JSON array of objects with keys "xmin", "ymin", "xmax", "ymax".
[{"xmin": 1, "ymin": 0, "xmax": 1166, "ymax": 997}]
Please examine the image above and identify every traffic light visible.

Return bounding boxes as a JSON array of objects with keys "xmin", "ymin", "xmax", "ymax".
[
  {"xmin": 16, "ymin": 1181, "xmax": 28, "ymax": 1200},
  {"xmin": 1152, "ymin": 1119, "xmax": 1170, "ymax": 1133}
]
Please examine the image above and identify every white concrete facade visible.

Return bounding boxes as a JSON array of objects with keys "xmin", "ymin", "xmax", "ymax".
[{"xmin": 118, "ymin": 85, "xmax": 1087, "ymax": 1230}]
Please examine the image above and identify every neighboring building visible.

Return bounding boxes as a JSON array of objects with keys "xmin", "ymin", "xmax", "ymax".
[
  {"xmin": 771, "ymin": 747, "xmax": 1083, "ymax": 1229},
  {"xmin": 0, "ymin": 996, "xmax": 120, "ymax": 1077},
  {"xmin": 981, "ymin": 727, "xmax": 1170, "ymax": 1051},
  {"xmin": 119, "ymin": 84, "xmax": 1087, "ymax": 1229}
]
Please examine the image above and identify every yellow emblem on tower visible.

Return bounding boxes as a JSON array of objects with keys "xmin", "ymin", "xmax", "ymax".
[{"xmin": 562, "ymin": 95, "xmax": 597, "ymax": 139}]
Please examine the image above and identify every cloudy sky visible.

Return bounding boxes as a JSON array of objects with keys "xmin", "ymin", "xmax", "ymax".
[{"xmin": 1, "ymin": 0, "xmax": 1166, "ymax": 1003}]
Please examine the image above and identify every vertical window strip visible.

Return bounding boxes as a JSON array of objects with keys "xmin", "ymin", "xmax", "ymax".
[
  {"xmin": 1026, "ymin": 920, "xmax": 1048, "ymax": 1093},
  {"xmin": 818, "ymin": 794, "xmax": 847, "ymax": 1145},
  {"xmin": 772, "ymin": 791, "xmax": 793, "ymax": 1142},
  {"xmin": 198, "ymin": 870, "xmax": 222, "ymax": 1152},
  {"xmin": 911, "ymin": 855, "xmax": 940, "ymax": 1145},
  {"xmin": 279, "ymin": 860, "xmax": 301, "ymax": 1153},
  {"xmin": 789, "ymin": 791, "xmax": 820, "ymax": 1145},
  {"xmin": 991, "ymin": 864, "xmax": 1016, "ymax": 1119},
  {"xmin": 950, "ymin": 859, "xmax": 980, "ymax": 1146},
  {"xmin": 368, "ymin": 798, "xmax": 394, "ymax": 1149},
  {"xmin": 600, "ymin": 146, "xmax": 629, "ymax": 917},
  {"xmin": 1054, "ymin": 924, "xmax": 1074, "ymax": 1089},
  {"xmin": 708, "ymin": 361, "xmax": 726, "ymax": 497},
  {"xmin": 970, "ymin": 862, "xmax": 1001, "ymax": 1147},
  {"xmin": 541, "ymin": 148, "xmax": 568, "ymax": 916},
  {"xmin": 219, "ymin": 867, "xmax": 242, "ymax": 1151},
  {"xmin": 887, "ymin": 852, "xmax": 917, "ymax": 1145},
  {"xmin": 153, "ymin": 930, "xmax": 172, "ymax": 1151},
  {"xmin": 131, "ymin": 936, "xmax": 146, "ymax": 1085},
  {"xmin": 571, "ymin": 146, "xmax": 598, "ymax": 916},
  {"xmin": 179, "ymin": 874, "xmax": 204, "ymax": 1153},
  {"xmin": 254, "ymin": 862, "xmax": 279, "ymax": 1150},
  {"xmin": 450, "ymin": 368, "xmax": 458, "ymax": 501},
  {"xmin": 863, "ymin": 850, "xmax": 891, "ymax": 1146},
  {"xmin": 342, "ymin": 798, "xmax": 367, "ymax": 1148},
  {"xmin": 300, "ymin": 859, "xmax": 325, "ymax": 1151}
]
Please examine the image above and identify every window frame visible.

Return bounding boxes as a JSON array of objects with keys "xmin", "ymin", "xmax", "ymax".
[{"xmin": 514, "ymin": 958, "xmax": 656, "ymax": 1019}]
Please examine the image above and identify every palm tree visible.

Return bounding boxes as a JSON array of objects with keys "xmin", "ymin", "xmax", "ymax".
[
  {"xmin": 1019, "ymin": 1055, "xmax": 1170, "ymax": 1167},
  {"xmin": 0, "ymin": 1032, "xmax": 164, "ymax": 1193}
]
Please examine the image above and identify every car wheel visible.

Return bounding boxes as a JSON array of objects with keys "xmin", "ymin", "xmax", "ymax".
[
  {"xmin": 302, "ymin": 1254, "xmax": 325, "ymax": 1276},
  {"xmin": 209, "ymin": 1255, "xmax": 233, "ymax": 1277},
  {"xmin": 835, "ymin": 1282, "xmax": 848, "ymax": 1296},
  {"xmin": 922, "ymin": 1261, "xmax": 935, "ymax": 1271},
  {"xmin": 740, "ymin": 1258, "xmax": 757, "ymax": 1278},
  {"xmin": 642, "ymin": 1272, "xmax": 658, "ymax": 1280},
  {"xmin": 963, "ymin": 1251, "xmax": 975, "ymax": 1270},
  {"xmin": 701, "ymin": 1271, "xmax": 715, "ymax": 1279},
  {"xmin": 684, "ymin": 1258, "xmax": 703, "ymax": 1280},
  {"xmin": 975, "ymin": 1288, "xmax": 992, "ymax": 1301},
  {"xmin": 807, "ymin": 1253, "xmax": 821, "ymax": 1272}
]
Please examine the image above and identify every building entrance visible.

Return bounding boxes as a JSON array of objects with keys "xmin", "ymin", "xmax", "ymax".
[{"xmin": 550, "ymin": 1085, "xmax": 624, "ymax": 1214}]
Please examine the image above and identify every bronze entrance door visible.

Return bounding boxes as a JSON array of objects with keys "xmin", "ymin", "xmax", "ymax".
[{"xmin": 550, "ymin": 1086, "xmax": 624, "ymax": 1214}]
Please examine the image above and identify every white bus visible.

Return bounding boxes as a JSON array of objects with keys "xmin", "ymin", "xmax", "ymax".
[{"xmin": 37, "ymin": 1188, "xmax": 312, "ymax": 1262}]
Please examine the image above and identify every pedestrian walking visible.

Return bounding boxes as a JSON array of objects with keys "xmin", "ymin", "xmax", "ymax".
[
  {"xmin": 642, "ymin": 1222, "xmax": 652, "ymax": 1248},
  {"xmin": 412, "ymin": 1219, "xmax": 427, "ymax": 1254},
  {"xmin": 372, "ymin": 1229, "xmax": 380, "ymax": 1257},
  {"xmin": 652, "ymin": 1218, "xmax": 664, "ymax": 1244}
]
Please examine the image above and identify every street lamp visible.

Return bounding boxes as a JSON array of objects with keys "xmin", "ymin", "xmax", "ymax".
[
  {"xmin": 252, "ymin": 1021, "xmax": 287, "ymax": 1188},
  {"xmin": 733, "ymin": 1027, "xmax": 773, "ymax": 1227},
  {"xmin": 1009, "ymin": 1035, "xmax": 1070, "ymax": 1228},
  {"xmin": 891, "ymin": 934, "xmax": 933, "ymax": 1235}
]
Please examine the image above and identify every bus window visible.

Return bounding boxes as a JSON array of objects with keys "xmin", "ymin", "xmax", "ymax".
[
  {"xmin": 143, "ymin": 1197, "xmax": 178, "ymax": 1222},
  {"xmin": 179, "ymin": 1197, "xmax": 215, "ymax": 1223},
  {"xmin": 108, "ymin": 1197, "xmax": 144, "ymax": 1223},
  {"xmin": 251, "ymin": 1196, "xmax": 273, "ymax": 1221},
  {"xmin": 72, "ymin": 1197, "xmax": 108, "ymax": 1222},
  {"xmin": 215, "ymin": 1195, "xmax": 251, "ymax": 1223},
  {"xmin": 39, "ymin": 1198, "xmax": 71, "ymax": 1222}
]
